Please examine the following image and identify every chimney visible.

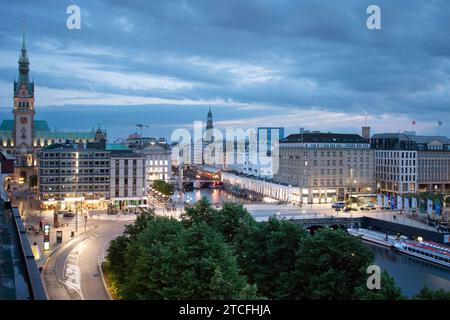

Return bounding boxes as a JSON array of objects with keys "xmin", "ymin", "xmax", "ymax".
[{"xmin": 362, "ymin": 127, "xmax": 370, "ymax": 140}]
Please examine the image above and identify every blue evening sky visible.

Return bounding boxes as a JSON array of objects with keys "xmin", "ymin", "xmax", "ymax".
[{"xmin": 0, "ymin": 0, "xmax": 449, "ymax": 140}]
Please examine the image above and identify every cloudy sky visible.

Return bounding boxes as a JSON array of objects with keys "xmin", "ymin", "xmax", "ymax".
[{"xmin": 0, "ymin": 0, "xmax": 449, "ymax": 140}]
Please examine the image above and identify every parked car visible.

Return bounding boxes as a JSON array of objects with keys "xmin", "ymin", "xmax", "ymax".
[
  {"xmin": 331, "ymin": 202, "xmax": 346, "ymax": 209},
  {"xmin": 61, "ymin": 211, "xmax": 75, "ymax": 218}
]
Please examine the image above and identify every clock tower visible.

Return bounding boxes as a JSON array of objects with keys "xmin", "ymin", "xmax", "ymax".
[{"xmin": 13, "ymin": 33, "xmax": 35, "ymax": 166}]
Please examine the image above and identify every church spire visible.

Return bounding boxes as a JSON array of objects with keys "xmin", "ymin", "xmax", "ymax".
[
  {"xmin": 22, "ymin": 31, "xmax": 26, "ymax": 50},
  {"xmin": 15, "ymin": 31, "xmax": 33, "ymax": 97}
]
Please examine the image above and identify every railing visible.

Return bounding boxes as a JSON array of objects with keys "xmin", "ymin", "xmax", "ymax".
[{"xmin": 9, "ymin": 205, "xmax": 47, "ymax": 300}]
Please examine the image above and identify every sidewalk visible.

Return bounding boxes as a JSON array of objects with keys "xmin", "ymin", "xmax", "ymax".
[{"xmin": 26, "ymin": 221, "xmax": 97, "ymax": 268}]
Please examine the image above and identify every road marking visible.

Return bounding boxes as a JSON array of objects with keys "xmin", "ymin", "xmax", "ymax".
[
  {"xmin": 63, "ymin": 240, "xmax": 88, "ymax": 299},
  {"xmin": 97, "ymin": 234, "xmax": 122, "ymax": 265}
]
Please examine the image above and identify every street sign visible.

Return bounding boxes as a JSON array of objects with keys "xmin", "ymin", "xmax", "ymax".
[{"xmin": 43, "ymin": 224, "xmax": 50, "ymax": 251}]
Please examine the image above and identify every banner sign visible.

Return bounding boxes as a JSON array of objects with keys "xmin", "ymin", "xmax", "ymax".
[
  {"xmin": 404, "ymin": 198, "xmax": 410, "ymax": 211},
  {"xmin": 427, "ymin": 199, "xmax": 433, "ymax": 215},
  {"xmin": 411, "ymin": 197, "xmax": 417, "ymax": 209},
  {"xmin": 397, "ymin": 196, "xmax": 403, "ymax": 210},
  {"xmin": 435, "ymin": 201, "xmax": 442, "ymax": 216}
]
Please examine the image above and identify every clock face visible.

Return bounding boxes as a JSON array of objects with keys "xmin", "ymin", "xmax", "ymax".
[{"xmin": 20, "ymin": 117, "xmax": 28, "ymax": 124}]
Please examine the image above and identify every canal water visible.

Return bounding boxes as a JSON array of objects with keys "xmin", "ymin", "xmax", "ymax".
[
  {"xmin": 183, "ymin": 188, "xmax": 450, "ymax": 297},
  {"xmin": 367, "ymin": 242, "xmax": 450, "ymax": 297},
  {"xmin": 183, "ymin": 188, "xmax": 252, "ymax": 204}
]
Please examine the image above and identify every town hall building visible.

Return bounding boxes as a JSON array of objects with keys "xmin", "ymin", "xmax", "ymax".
[{"xmin": 0, "ymin": 34, "xmax": 104, "ymax": 182}]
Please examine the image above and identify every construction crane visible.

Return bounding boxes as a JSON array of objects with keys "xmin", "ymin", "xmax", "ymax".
[{"xmin": 136, "ymin": 124, "xmax": 149, "ymax": 151}]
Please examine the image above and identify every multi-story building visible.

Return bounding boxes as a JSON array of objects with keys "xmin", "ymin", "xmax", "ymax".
[
  {"xmin": 0, "ymin": 34, "xmax": 101, "ymax": 183},
  {"xmin": 273, "ymin": 131, "xmax": 375, "ymax": 204},
  {"xmin": 243, "ymin": 127, "xmax": 285, "ymax": 178},
  {"xmin": 109, "ymin": 150, "xmax": 147, "ymax": 209},
  {"xmin": 371, "ymin": 132, "xmax": 450, "ymax": 195},
  {"xmin": 37, "ymin": 143, "xmax": 111, "ymax": 210},
  {"xmin": 140, "ymin": 142, "xmax": 172, "ymax": 183}
]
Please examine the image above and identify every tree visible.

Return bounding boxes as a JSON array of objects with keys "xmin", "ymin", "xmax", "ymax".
[
  {"xmin": 152, "ymin": 179, "xmax": 174, "ymax": 196},
  {"xmin": 210, "ymin": 202, "xmax": 256, "ymax": 245},
  {"xmin": 123, "ymin": 209, "xmax": 155, "ymax": 240},
  {"xmin": 181, "ymin": 197, "xmax": 217, "ymax": 227},
  {"xmin": 106, "ymin": 235, "xmax": 129, "ymax": 285},
  {"xmin": 293, "ymin": 228, "xmax": 374, "ymax": 299},
  {"xmin": 113, "ymin": 217, "xmax": 258, "ymax": 299},
  {"xmin": 29, "ymin": 174, "xmax": 38, "ymax": 188},
  {"xmin": 238, "ymin": 217, "xmax": 307, "ymax": 299},
  {"xmin": 354, "ymin": 271, "xmax": 405, "ymax": 300},
  {"xmin": 413, "ymin": 287, "xmax": 450, "ymax": 300}
]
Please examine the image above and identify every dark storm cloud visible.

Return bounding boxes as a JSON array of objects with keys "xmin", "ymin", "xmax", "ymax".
[{"xmin": 0, "ymin": 0, "xmax": 449, "ymax": 138}]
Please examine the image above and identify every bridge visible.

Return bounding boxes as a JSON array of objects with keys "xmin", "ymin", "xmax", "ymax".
[
  {"xmin": 288, "ymin": 215, "xmax": 449, "ymax": 245},
  {"xmin": 290, "ymin": 217, "xmax": 362, "ymax": 231}
]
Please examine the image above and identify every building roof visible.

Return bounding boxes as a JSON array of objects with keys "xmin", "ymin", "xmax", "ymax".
[
  {"xmin": 371, "ymin": 132, "xmax": 450, "ymax": 144},
  {"xmin": 407, "ymin": 135, "xmax": 450, "ymax": 144},
  {"xmin": 280, "ymin": 132, "xmax": 368, "ymax": 144},
  {"xmin": 0, "ymin": 120, "xmax": 95, "ymax": 140},
  {"xmin": 371, "ymin": 133, "xmax": 411, "ymax": 140},
  {"xmin": 106, "ymin": 143, "xmax": 131, "ymax": 151},
  {"xmin": 39, "ymin": 142, "xmax": 104, "ymax": 151},
  {"xmin": 35, "ymin": 131, "xmax": 96, "ymax": 140},
  {"xmin": 0, "ymin": 120, "xmax": 51, "ymax": 131},
  {"xmin": 110, "ymin": 150, "xmax": 142, "ymax": 158}
]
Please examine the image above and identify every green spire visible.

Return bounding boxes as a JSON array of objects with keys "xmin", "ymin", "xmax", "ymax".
[
  {"xmin": 15, "ymin": 31, "xmax": 33, "ymax": 97},
  {"xmin": 22, "ymin": 31, "xmax": 26, "ymax": 50}
]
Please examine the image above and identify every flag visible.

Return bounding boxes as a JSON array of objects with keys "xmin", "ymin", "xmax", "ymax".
[
  {"xmin": 427, "ymin": 199, "xmax": 433, "ymax": 215},
  {"xmin": 435, "ymin": 201, "xmax": 442, "ymax": 215},
  {"xmin": 438, "ymin": 121, "xmax": 443, "ymax": 126},
  {"xmin": 404, "ymin": 198, "xmax": 410, "ymax": 211},
  {"xmin": 377, "ymin": 194, "xmax": 382, "ymax": 207},
  {"xmin": 397, "ymin": 195, "xmax": 403, "ymax": 210},
  {"xmin": 411, "ymin": 197, "xmax": 417, "ymax": 209},
  {"xmin": 384, "ymin": 195, "xmax": 389, "ymax": 208}
]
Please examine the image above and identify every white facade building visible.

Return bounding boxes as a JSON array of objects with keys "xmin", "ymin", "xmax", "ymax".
[
  {"xmin": 140, "ymin": 143, "xmax": 172, "ymax": 183},
  {"xmin": 110, "ymin": 151, "xmax": 147, "ymax": 208}
]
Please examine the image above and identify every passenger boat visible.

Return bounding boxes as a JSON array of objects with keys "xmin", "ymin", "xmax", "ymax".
[
  {"xmin": 393, "ymin": 240, "xmax": 450, "ymax": 269},
  {"xmin": 347, "ymin": 228, "xmax": 407, "ymax": 248},
  {"xmin": 193, "ymin": 181, "xmax": 202, "ymax": 189}
]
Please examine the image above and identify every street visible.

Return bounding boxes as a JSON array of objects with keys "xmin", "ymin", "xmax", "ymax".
[{"xmin": 43, "ymin": 219, "xmax": 132, "ymax": 300}]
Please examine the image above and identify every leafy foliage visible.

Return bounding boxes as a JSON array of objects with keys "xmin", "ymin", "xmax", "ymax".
[
  {"xmin": 107, "ymin": 213, "xmax": 257, "ymax": 299},
  {"xmin": 413, "ymin": 287, "xmax": 450, "ymax": 300},
  {"xmin": 106, "ymin": 200, "xmax": 444, "ymax": 300},
  {"xmin": 354, "ymin": 271, "xmax": 405, "ymax": 300},
  {"xmin": 293, "ymin": 228, "xmax": 374, "ymax": 299},
  {"xmin": 152, "ymin": 179, "xmax": 174, "ymax": 196}
]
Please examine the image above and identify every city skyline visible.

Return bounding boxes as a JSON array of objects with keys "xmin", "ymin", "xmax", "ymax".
[{"xmin": 0, "ymin": 1, "xmax": 449, "ymax": 140}]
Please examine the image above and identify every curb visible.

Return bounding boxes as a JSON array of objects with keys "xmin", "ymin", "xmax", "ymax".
[
  {"xmin": 98, "ymin": 262, "xmax": 113, "ymax": 300},
  {"xmin": 41, "ymin": 225, "xmax": 98, "ymax": 299}
]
